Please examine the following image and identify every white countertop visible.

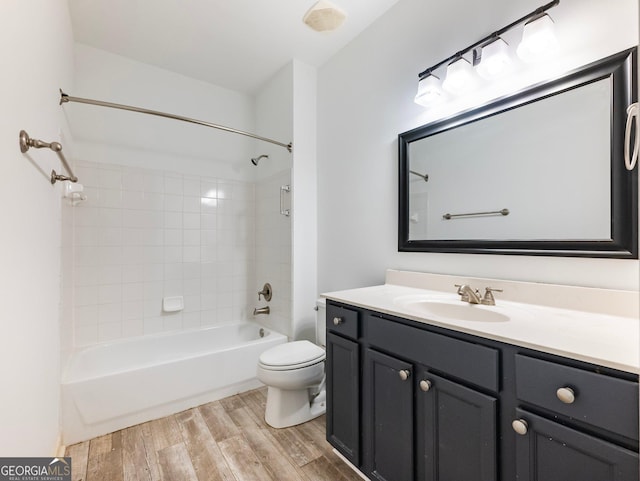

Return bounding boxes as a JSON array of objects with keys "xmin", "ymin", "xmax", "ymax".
[{"xmin": 323, "ymin": 280, "xmax": 640, "ymax": 374}]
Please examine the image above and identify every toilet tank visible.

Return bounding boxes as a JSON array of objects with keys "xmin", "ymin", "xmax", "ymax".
[{"xmin": 316, "ymin": 298, "xmax": 327, "ymax": 347}]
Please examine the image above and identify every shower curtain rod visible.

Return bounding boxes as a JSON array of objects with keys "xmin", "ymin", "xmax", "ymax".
[{"xmin": 59, "ymin": 90, "xmax": 293, "ymax": 153}]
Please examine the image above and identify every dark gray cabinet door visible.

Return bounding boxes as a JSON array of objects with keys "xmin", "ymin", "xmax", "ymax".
[
  {"xmin": 514, "ymin": 409, "xmax": 639, "ymax": 481},
  {"xmin": 326, "ymin": 332, "xmax": 360, "ymax": 466},
  {"xmin": 363, "ymin": 348, "xmax": 413, "ymax": 481},
  {"xmin": 416, "ymin": 370, "xmax": 497, "ymax": 481}
]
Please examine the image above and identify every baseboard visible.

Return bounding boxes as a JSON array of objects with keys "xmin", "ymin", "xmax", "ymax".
[{"xmin": 332, "ymin": 449, "xmax": 371, "ymax": 481}]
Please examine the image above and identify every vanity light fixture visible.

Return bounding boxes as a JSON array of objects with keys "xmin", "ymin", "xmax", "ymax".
[
  {"xmin": 414, "ymin": 74, "xmax": 444, "ymax": 106},
  {"xmin": 442, "ymin": 57, "xmax": 476, "ymax": 94},
  {"xmin": 476, "ymin": 37, "xmax": 513, "ymax": 79},
  {"xmin": 517, "ymin": 14, "xmax": 558, "ymax": 62},
  {"xmin": 414, "ymin": 0, "xmax": 560, "ymax": 106}
]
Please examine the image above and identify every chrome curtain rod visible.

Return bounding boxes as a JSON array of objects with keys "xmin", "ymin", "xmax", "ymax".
[
  {"xmin": 59, "ymin": 90, "xmax": 293, "ymax": 153},
  {"xmin": 418, "ymin": 0, "xmax": 559, "ymax": 79},
  {"xmin": 19, "ymin": 130, "xmax": 77, "ymax": 184}
]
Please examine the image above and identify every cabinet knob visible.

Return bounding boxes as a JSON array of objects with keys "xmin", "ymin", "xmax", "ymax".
[
  {"xmin": 556, "ymin": 387, "xmax": 576, "ymax": 404},
  {"xmin": 512, "ymin": 419, "xmax": 529, "ymax": 436},
  {"xmin": 398, "ymin": 369, "xmax": 411, "ymax": 381},
  {"xmin": 419, "ymin": 380, "xmax": 432, "ymax": 392},
  {"xmin": 333, "ymin": 317, "xmax": 343, "ymax": 326}
]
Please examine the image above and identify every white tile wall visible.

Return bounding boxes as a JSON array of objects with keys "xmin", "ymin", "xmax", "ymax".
[{"xmin": 68, "ymin": 161, "xmax": 257, "ymax": 346}]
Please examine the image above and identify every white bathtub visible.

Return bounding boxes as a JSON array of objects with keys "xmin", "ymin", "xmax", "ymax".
[{"xmin": 61, "ymin": 322, "xmax": 286, "ymax": 444}]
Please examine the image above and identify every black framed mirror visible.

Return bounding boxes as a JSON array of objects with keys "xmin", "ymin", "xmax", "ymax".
[{"xmin": 398, "ymin": 48, "xmax": 637, "ymax": 258}]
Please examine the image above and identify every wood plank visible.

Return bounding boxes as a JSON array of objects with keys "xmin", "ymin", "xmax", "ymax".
[
  {"xmin": 174, "ymin": 408, "xmax": 236, "ymax": 481},
  {"xmin": 86, "ymin": 435, "xmax": 123, "ymax": 481},
  {"xmin": 226, "ymin": 406, "xmax": 262, "ymax": 430},
  {"xmin": 301, "ymin": 455, "xmax": 362, "ymax": 481},
  {"xmin": 197, "ymin": 402, "xmax": 241, "ymax": 441},
  {"xmin": 148, "ymin": 415, "xmax": 182, "ymax": 452},
  {"xmin": 88, "ymin": 434, "xmax": 113, "ymax": 458},
  {"xmin": 66, "ymin": 441, "xmax": 90, "ymax": 481},
  {"xmin": 242, "ymin": 427, "xmax": 309, "ymax": 481},
  {"xmin": 219, "ymin": 395, "xmax": 245, "ymax": 413},
  {"xmin": 157, "ymin": 443, "xmax": 198, "ymax": 481},
  {"xmin": 325, "ymin": 452, "xmax": 368, "ymax": 481},
  {"xmin": 121, "ymin": 424, "xmax": 158, "ymax": 481},
  {"xmin": 237, "ymin": 392, "xmax": 267, "ymax": 427},
  {"xmin": 218, "ymin": 435, "xmax": 274, "ymax": 481},
  {"xmin": 263, "ymin": 425, "xmax": 323, "ymax": 467},
  {"xmin": 296, "ymin": 419, "xmax": 334, "ymax": 458}
]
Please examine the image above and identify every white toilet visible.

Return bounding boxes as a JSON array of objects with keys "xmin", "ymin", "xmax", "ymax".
[{"xmin": 256, "ymin": 299, "xmax": 327, "ymax": 428}]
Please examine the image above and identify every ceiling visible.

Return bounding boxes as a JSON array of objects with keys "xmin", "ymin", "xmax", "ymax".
[{"xmin": 67, "ymin": 0, "xmax": 399, "ymax": 95}]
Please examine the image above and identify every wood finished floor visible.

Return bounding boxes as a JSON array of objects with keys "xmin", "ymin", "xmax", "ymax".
[{"xmin": 65, "ymin": 387, "xmax": 361, "ymax": 481}]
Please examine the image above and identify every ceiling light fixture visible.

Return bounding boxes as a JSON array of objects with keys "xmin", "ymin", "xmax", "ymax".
[
  {"xmin": 414, "ymin": 0, "xmax": 560, "ymax": 106},
  {"xmin": 303, "ymin": 0, "xmax": 347, "ymax": 33}
]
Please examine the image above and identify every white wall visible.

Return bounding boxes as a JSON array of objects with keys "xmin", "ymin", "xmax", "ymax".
[
  {"xmin": 70, "ymin": 44, "xmax": 255, "ymax": 181},
  {"xmin": 252, "ymin": 59, "xmax": 318, "ymax": 341},
  {"xmin": 318, "ymin": 0, "xmax": 640, "ymax": 293},
  {"xmin": 291, "ymin": 60, "xmax": 318, "ymax": 341},
  {"xmin": 253, "ymin": 64, "xmax": 294, "ymax": 337},
  {"xmin": 0, "ymin": 0, "xmax": 74, "ymax": 455}
]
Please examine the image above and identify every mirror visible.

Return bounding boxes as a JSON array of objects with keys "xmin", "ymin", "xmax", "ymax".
[{"xmin": 399, "ymin": 48, "xmax": 637, "ymax": 258}]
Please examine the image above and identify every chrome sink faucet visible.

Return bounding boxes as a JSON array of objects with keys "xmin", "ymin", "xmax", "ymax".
[{"xmin": 455, "ymin": 284, "xmax": 481, "ymax": 304}]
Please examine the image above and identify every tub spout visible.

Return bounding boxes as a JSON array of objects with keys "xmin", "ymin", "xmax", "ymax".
[{"xmin": 253, "ymin": 306, "xmax": 270, "ymax": 315}]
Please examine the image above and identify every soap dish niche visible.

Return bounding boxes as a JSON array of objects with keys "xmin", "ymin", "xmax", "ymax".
[{"xmin": 163, "ymin": 296, "xmax": 184, "ymax": 312}]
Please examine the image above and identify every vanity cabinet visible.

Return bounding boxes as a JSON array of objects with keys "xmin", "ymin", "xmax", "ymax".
[
  {"xmin": 325, "ymin": 304, "xmax": 360, "ymax": 466},
  {"xmin": 325, "ymin": 300, "xmax": 639, "ymax": 481},
  {"xmin": 416, "ymin": 370, "xmax": 497, "ymax": 481},
  {"xmin": 513, "ymin": 355, "xmax": 639, "ymax": 481}
]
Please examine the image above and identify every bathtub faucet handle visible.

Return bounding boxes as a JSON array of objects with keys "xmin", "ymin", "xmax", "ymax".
[{"xmin": 258, "ymin": 283, "xmax": 272, "ymax": 302}]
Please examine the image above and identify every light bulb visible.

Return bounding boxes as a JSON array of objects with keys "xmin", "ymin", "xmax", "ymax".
[
  {"xmin": 414, "ymin": 74, "xmax": 443, "ymax": 106},
  {"xmin": 517, "ymin": 14, "xmax": 558, "ymax": 62},
  {"xmin": 476, "ymin": 37, "xmax": 512, "ymax": 79},
  {"xmin": 442, "ymin": 57, "xmax": 475, "ymax": 94}
]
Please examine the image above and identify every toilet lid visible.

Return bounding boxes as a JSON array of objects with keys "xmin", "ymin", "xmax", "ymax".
[{"xmin": 259, "ymin": 340, "xmax": 325, "ymax": 369}]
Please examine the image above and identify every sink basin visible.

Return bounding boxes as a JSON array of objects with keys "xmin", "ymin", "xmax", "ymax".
[{"xmin": 394, "ymin": 297, "xmax": 510, "ymax": 323}]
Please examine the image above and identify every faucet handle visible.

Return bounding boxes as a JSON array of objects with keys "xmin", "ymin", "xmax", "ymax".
[
  {"xmin": 455, "ymin": 284, "xmax": 480, "ymax": 303},
  {"xmin": 481, "ymin": 287, "xmax": 503, "ymax": 305},
  {"xmin": 258, "ymin": 282, "xmax": 272, "ymax": 302}
]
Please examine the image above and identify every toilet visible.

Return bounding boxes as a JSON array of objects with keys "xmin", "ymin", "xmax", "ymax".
[{"xmin": 256, "ymin": 299, "xmax": 327, "ymax": 428}]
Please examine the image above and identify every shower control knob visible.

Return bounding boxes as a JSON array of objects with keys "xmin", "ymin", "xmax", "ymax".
[{"xmin": 333, "ymin": 317, "xmax": 343, "ymax": 326}]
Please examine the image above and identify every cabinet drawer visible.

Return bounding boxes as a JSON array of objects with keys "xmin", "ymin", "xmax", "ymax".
[
  {"xmin": 366, "ymin": 314, "xmax": 499, "ymax": 392},
  {"xmin": 515, "ymin": 354, "xmax": 639, "ymax": 440},
  {"xmin": 326, "ymin": 303, "xmax": 359, "ymax": 340}
]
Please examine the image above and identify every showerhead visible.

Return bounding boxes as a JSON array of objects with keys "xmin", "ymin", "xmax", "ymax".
[{"xmin": 251, "ymin": 154, "xmax": 269, "ymax": 166}]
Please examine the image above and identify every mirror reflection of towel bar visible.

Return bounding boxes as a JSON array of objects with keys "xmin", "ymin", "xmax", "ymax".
[
  {"xmin": 443, "ymin": 208, "xmax": 509, "ymax": 220},
  {"xmin": 410, "ymin": 170, "xmax": 429, "ymax": 182}
]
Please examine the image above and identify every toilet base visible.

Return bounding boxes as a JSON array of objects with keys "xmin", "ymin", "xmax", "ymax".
[{"xmin": 264, "ymin": 386, "xmax": 326, "ymax": 429}]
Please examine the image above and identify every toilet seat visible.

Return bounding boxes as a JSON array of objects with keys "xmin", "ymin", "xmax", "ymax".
[{"xmin": 259, "ymin": 340, "xmax": 325, "ymax": 371}]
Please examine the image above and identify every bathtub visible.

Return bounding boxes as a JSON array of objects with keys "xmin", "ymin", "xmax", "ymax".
[{"xmin": 61, "ymin": 322, "xmax": 286, "ymax": 444}]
